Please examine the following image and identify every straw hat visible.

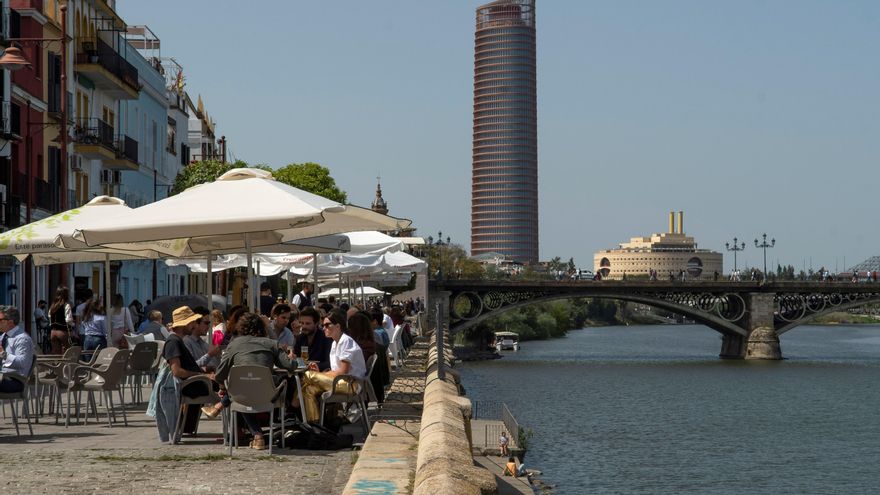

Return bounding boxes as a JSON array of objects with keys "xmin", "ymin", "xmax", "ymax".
[{"xmin": 171, "ymin": 306, "xmax": 201, "ymax": 328}]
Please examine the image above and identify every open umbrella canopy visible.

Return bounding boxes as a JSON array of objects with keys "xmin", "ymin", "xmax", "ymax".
[
  {"xmin": 319, "ymin": 286, "xmax": 386, "ymax": 298},
  {"xmin": 0, "ymin": 196, "xmax": 162, "ymax": 265},
  {"xmin": 65, "ymin": 168, "xmax": 411, "ymax": 256}
]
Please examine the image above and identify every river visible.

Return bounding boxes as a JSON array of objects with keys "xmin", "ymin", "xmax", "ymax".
[{"xmin": 457, "ymin": 324, "xmax": 880, "ymax": 494}]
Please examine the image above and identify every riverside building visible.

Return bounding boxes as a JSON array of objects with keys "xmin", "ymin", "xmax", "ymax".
[
  {"xmin": 471, "ymin": 0, "xmax": 538, "ymax": 264},
  {"xmin": 593, "ymin": 212, "xmax": 722, "ymax": 280}
]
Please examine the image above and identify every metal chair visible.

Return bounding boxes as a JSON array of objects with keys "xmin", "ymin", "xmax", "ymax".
[
  {"xmin": 225, "ymin": 365, "xmax": 287, "ymax": 455},
  {"xmin": 0, "ymin": 356, "xmax": 38, "ymax": 436},
  {"xmin": 125, "ymin": 342, "xmax": 158, "ymax": 404},
  {"xmin": 318, "ymin": 371, "xmax": 371, "ymax": 435},
  {"xmin": 172, "ymin": 375, "xmax": 220, "ymax": 444}
]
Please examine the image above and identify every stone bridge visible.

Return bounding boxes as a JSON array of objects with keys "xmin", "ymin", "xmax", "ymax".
[{"xmin": 427, "ymin": 280, "xmax": 880, "ymax": 360}]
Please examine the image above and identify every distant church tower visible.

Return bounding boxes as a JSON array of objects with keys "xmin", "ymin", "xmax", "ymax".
[{"xmin": 371, "ymin": 179, "xmax": 389, "ymax": 215}]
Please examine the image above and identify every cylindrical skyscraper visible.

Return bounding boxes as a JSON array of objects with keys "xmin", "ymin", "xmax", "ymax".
[{"xmin": 471, "ymin": 0, "xmax": 538, "ymax": 264}]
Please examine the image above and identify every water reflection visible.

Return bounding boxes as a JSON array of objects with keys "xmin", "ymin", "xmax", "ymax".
[{"xmin": 459, "ymin": 324, "xmax": 880, "ymax": 494}]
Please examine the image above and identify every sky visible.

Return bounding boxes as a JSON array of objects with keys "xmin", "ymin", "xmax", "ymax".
[{"xmin": 117, "ymin": 1, "xmax": 879, "ymax": 273}]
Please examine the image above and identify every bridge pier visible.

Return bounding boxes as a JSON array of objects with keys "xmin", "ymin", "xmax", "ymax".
[{"xmin": 719, "ymin": 293, "xmax": 782, "ymax": 360}]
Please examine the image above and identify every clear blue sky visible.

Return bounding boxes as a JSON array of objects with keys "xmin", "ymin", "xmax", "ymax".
[{"xmin": 118, "ymin": 1, "xmax": 879, "ymax": 273}]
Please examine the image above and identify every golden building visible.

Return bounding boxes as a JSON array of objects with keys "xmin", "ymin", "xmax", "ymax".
[{"xmin": 593, "ymin": 212, "xmax": 722, "ymax": 280}]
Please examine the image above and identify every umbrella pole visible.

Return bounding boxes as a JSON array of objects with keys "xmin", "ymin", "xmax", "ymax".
[
  {"xmin": 347, "ymin": 275, "xmax": 351, "ymax": 306},
  {"xmin": 206, "ymin": 251, "xmax": 213, "ymax": 311},
  {"xmin": 246, "ymin": 234, "xmax": 254, "ymax": 311},
  {"xmin": 338, "ymin": 273, "xmax": 343, "ymax": 302},
  {"xmin": 104, "ymin": 254, "xmax": 111, "ymax": 328},
  {"xmin": 360, "ymin": 280, "xmax": 365, "ymax": 308},
  {"xmin": 312, "ymin": 253, "xmax": 318, "ymax": 297},
  {"xmin": 287, "ymin": 271, "xmax": 294, "ymax": 304}
]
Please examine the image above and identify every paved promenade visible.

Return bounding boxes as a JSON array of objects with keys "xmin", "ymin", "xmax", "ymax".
[{"xmin": 0, "ymin": 395, "xmax": 353, "ymax": 494}]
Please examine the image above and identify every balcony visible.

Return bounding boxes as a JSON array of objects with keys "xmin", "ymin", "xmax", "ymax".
[
  {"xmin": 75, "ymin": 38, "xmax": 140, "ymax": 99},
  {"xmin": 104, "ymin": 134, "xmax": 138, "ymax": 171},
  {"xmin": 34, "ymin": 179, "xmax": 60, "ymax": 212},
  {"xmin": 73, "ymin": 117, "xmax": 116, "ymax": 161}
]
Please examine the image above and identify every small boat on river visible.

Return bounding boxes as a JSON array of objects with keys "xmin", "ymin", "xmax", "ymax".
[{"xmin": 493, "ymin": 331, "xmax": 520, "ymax": 352}]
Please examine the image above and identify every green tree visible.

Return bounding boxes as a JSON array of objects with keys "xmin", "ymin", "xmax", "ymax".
[
  {"xmin": 273, "ymin": 162, "xmax": 348, "ymax": 203},
  {"xmin": 170, "ymin": 159, "xmax": 250, "ymax": 195}
]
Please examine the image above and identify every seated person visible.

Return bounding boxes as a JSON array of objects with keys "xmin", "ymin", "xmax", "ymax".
[
  {"xmin": 203, "ymin": 312, "xmax": 297, "ymax": 450},
  {"xmin": 184, "ymin": 306, "xmax": 221, "ymax": 371},
  {"xmin": 503, "ymin": 457, "xmax": 528, "ymax": 478},
  {"xmin": 0, "ymin": 306, "xmax": 34, "ymax": 393},
  {"xmin": 300, "ymin": 310, "xmax": 366, "ymax": 424},
  {"xmin": 137, "ymin": 310, "xmax": 166, "ymax": 341},
  {"xmin": 292, "ymin": 307, "xmax": 332, "ymax": 371},
  {"xmin": 269, "ymin": 304, "xmax": 295, "ymax": 349},
  {"xmin": 152, "ymin": 306, "xmax": 213, "ymax": 444}
]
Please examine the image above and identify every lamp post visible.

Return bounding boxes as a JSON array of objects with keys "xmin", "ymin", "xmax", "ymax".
[
  {"xmin": 725, "ymin": 237, "xmax": 746, "ymax": 275},
  {"xmin": 755, "ymin": 233, "xmax": 775, "ymax": 278},
  {"xmin": 427, "ymin": 231, "xmax": 451, "ymax": 280}
]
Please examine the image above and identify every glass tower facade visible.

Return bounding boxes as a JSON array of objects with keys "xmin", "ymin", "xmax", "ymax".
[{"xmin": 472, "ymin": 0, "xmax": 538, "ymax": 264}]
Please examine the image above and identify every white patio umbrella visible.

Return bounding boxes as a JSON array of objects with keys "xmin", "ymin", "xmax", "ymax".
[
  {"xmin": 318, "ymin": 285, "xmax": 386, "ymax": 299},
  {"xmin": 66, "ymin": 168, "xmax": 411, "ymax": 309},
  {"xmin": 0, "ymin": 196, "xmax": 163, "ymax": 320}
]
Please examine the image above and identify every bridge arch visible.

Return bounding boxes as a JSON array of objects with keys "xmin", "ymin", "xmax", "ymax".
[
  {"xmin": 448, "ymin": 291, "xmax": 748, "ymax": 337},
  {"xmin": 776, "ymin": 294, "xmax": 880, "ymax": 335}
]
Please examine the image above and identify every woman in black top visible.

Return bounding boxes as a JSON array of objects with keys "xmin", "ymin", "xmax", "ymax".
[{"xmin": 48, "ymin": 286, "xmax": 75, "ymax": 354}]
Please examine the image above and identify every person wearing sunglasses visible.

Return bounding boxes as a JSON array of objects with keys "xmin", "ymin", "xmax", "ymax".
[{"xmin": 299, "ymin": 309, "xmax": 366, "ymax": 424}]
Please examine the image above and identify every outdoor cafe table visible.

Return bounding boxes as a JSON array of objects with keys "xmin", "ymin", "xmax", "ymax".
[{"xmin": 274, "ymin": 365, "xmax": 309, "ymax": 420}]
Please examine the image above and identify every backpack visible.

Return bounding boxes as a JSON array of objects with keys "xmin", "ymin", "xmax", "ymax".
[{"xmin": 284, "ymin": 422, "xmax": 353, "ymax": 450}]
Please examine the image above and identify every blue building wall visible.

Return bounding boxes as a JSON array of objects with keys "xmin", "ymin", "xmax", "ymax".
[{"xmin": 115, "ymin": 38, "xmax": 188, "ymax": 305}]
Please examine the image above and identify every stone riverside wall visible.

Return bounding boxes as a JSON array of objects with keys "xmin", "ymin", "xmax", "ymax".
[{"xmin": 413, "ymin": 333, "xmax": 497, "ymax": 495}]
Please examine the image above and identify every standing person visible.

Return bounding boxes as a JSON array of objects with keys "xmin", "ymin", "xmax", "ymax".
[
  {"xmin": 34, "ymin": 300, "xmax": 50, "ymax": 352},
  {"xmin": 108, "ymin": 294, "xmax": 135, "ymax": 348},
  {"xmin": 80, "ymin": 299, "xmax": 108, "ymax": 361},
  {"xmin": 499, "ymin": 431, "xmax": 509, "ymax": 456},
  {"xmin": 292, "ymin": 282, "xmax": 313, "ymax": 310},
  {"xmin": 259, "ymin": 282, "xmax": 275, "ymax": 317},
  {"xmin": 0, "ymin": 305, "xmax": 34, "ymax": 393},
  {"xmin": 48, "ymin": 286, "xmax": 75, "ymax": 354},
  {"xmin": 74, "ymin": 288, "xmax": 93, "ymax": 333},
  {"xmin": 292, "ymin": 307, "xmax": 332, "ymax": 371},
  {"xmin": 299, "ymin": 310, "xmax": 366, "ymax": 424}
]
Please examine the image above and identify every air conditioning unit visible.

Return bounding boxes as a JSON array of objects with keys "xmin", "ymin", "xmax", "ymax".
[
  {"xmin": 100, "ymin": 169, "xmax": 113, "ymax": 184},
  {"xmin": 69, "ymin": 154, "xmax": 82, "ymax": 172}
]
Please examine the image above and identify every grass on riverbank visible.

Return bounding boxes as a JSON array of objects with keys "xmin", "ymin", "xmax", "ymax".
[{"xmin": 810, "ymin": 312, "xmax": 880, "ymax": 325}]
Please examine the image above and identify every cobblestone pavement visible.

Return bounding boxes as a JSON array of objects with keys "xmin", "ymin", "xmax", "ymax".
[{"xmin": 0, "ymin": 396, "xmax": 354, "ymax": 494}]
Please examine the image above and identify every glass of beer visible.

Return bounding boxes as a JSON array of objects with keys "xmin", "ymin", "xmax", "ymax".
[{"xmin": 301, "ymin": 346, "xmax": 309, "ymax": 362}]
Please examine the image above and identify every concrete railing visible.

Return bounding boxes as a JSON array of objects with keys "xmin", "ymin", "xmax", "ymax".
[{"xmin": 413, "ymin": 331, "xmax": 496, "ymax": 495}]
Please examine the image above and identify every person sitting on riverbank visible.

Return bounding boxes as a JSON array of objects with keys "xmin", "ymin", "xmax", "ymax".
[
  {"xmin": 503, "ymin": 456, "xmax": 528, "ymax": 478},
  {"xmin": 499, "ymin": 431, "xmax": 509, "ymax": 456}
]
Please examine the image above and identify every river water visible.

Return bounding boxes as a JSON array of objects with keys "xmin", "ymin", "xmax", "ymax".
[{"xmin": 457, "ymin": 324, "xmax": 880, "ymax": 494}]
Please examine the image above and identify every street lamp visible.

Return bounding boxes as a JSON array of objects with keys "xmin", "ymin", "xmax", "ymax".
[
  {"xmin": 755, "ymin": 233, "xmax": 775, "ymax": 278},
  {"xmin": 725, "ymin": 237, "xmax": 746, "ymax": 274},
  {"xmin": 427, "ymin": 231, "xmax": 451, "ymax": 280}
]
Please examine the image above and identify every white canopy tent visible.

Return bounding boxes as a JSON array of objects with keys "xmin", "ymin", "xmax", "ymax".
[{"xmin": 318, "ymin": 286, "xmax": 386, "ymax": 299}]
